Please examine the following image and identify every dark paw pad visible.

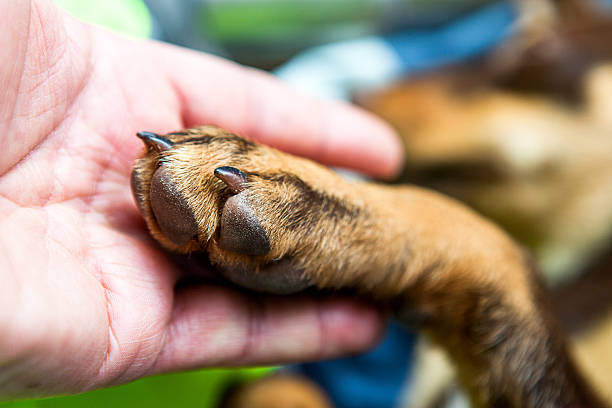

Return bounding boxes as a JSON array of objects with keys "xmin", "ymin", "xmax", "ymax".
[
  {"xmin": 218, "ymin": 193, "xmax": 271, "ymax": 256},
  {"xmin": 215, "ymin": 166, "xmax": 271, "ymax": 256},
  {"xmin": 150, "ymin": 165, "xmax": 199, "ymax": 246}
]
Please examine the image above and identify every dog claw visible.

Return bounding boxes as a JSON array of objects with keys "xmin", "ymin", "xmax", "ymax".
[
  {"xmin": 137, "ymin": 131, "xmax": 174, "ymax": 152},
  {"xmin": 214, "ymin": 166, "xmax": 248, "ymax": 194}
]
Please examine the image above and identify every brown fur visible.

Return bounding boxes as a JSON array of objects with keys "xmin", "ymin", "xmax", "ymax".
[{"xmin": 131, "ymin": 126, "xmax": 606, "ymax": 407}]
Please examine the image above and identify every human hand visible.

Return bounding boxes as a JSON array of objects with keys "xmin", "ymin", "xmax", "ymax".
[{"xmin": 0, "ymin": 0, "xmax": 402, "ymax": 400}]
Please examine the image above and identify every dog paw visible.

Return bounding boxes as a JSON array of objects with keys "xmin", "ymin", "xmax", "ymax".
[{"xmin": 131, "ymin": 126, "xmax": 367, "ymax": 294}]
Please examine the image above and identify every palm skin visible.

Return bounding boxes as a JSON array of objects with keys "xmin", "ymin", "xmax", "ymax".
[{"xmin": 0, "ymin": 0, "xmax": 402, "ymax": 399}]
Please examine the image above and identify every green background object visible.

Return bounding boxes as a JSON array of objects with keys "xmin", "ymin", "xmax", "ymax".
[
  {"xmin": 53, "ymin": 0, "xmax": 152, "ymax": 38},
  {"xmin": 1, "ymin": 368, "xmax": 271, "ymax": 408},
  {"xmin": 205, "ymin": 0, "xmax": 377, "ymax": 42}
]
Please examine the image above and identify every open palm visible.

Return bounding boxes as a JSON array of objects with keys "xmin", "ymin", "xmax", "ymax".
[{"xmin": 0, "ymin": 0, "xmax": 402, "ymax": 399}]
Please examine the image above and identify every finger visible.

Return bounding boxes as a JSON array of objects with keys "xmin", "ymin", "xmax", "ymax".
[
  {"xmin": 151, "ymin": 43, "xmax": 403, "ymax": 178},
  {"xmin": 150, "ymin": 285, "xmax": 385, "ymax": 373}
]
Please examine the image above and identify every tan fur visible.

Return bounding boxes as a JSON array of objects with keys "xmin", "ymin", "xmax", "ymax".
[{"xmin": 221, "ymin": 374, "xmax": 333, "ymax": 408}]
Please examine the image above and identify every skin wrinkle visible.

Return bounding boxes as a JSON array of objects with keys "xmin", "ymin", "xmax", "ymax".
[
  {"xmin": 150, "ymin": 286, "xmax": 232, "ymax": 370},
  {"xmin": 30, "ymin": 1, "xmax": 52, "ymax": 79},
  {"xmin": 315, "ymin": 299, "xmax": 329, "ymax": 358},
  {"xmin": 150, "ymin": 292, "xmax": 186, "ymax": 372},
  {"xmin": 241, "ymin": 297, "xmax": 321, "ymax": 366},
  {"xmin": 92, "ymin": 267, "xmax": 165, "ymax": 388},
  {"xmin": 241, "ymin": 294, "xmax": 265, "ymax": 365},
  {"xmin": 0, "ymin": 193, "xmax": 25, "ymax": 209},
  {"xmin": 98, "ymin": 253, "xmax": 176, "ymax": 385},
  {"xmin": 0, "ymin": 164, "xmax": 120, "ymax": 210},
  {"xmin": 143, "ymin": 324, "xmax": 170, "ymax": 380},
  {"xmin": 80, "ymin": 148, "xmax": 114, "ymax": 213},
  {"xmin": 5, "ymin": 106, "xmax": 133, "ymax": 209},
  {"xmin": 48, "ymin": 208, "xmax": 105, "ymax": 388},
  {"xmin": 19, "ymin": 12, "xmax": 66, "ymax": 105},
  {"xmin": 92, "ymin": 274, "xmax": 116, "ymax": 385},
  {"xmin": 45, "ymin": 215, "xmax": 86, "ymax": 261},
  {"xmin": 111, "ymin": 331, "xmax": 162, "ymax": 387},
  {"xmin": 41, "ymin": 126, "xmax": 69, "ymax": 207},
  {"xmin": 8, "ymin": 7, "xmax": 49, "ymax": 164},
  {"xmin": 14, "ymin": 73, "xmax": 65, "ymax": 123},
  {"xmin": 83, "ymin": 125, "xmax": 134, "ymax": 182},
  {"xmin": 2, "ymin": 12, "xmax": 93, "ymax": 181},
  {"xmin": 80, "ymin": 164, "xmax": 116, "ymax": 384},
  {"xmin": 2, "ymin": 1, "xmax": 31, "ymax": 145}
]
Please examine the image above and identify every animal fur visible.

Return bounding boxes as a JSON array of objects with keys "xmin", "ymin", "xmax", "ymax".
[
  {"xmin": 360, "ymin": 64, "xmax": 612, "ymax": 282},
  {"xmin": 131, "ymin": 126, "xmax": 606, "ymax": 407},
  {"xmin": 358, "ymin": 0, "xmax": 612, "ymax": 282},
  {"xmin": 220, "ymin": 374, "xmax": 333, "ymax": 408}
]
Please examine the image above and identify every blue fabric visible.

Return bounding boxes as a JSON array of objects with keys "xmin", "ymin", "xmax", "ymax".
[
  {"xmin": 294, "ymin": 321, "xmax": 417, "ymax": 408},
  {"xmin": 386, "ymin": 1, "xmax": 516, "ymax": 74}
]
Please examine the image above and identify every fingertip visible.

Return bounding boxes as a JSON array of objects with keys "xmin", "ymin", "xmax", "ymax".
[
  {"xmin": 370, "ymin": 118, "xmax": 405, "ymax": 179},
  {"xmin": 347, "ymin": 112, "xmax": 405, "ymax": 179},
  {"xmin": 315, "ymin": 101, "xmax": 405, "ymax": 179}
]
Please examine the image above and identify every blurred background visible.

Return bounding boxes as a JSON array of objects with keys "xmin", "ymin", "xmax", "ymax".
[{"xmin": 4, "ymin": 0, "xmax": 612, "ymax": 407}]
